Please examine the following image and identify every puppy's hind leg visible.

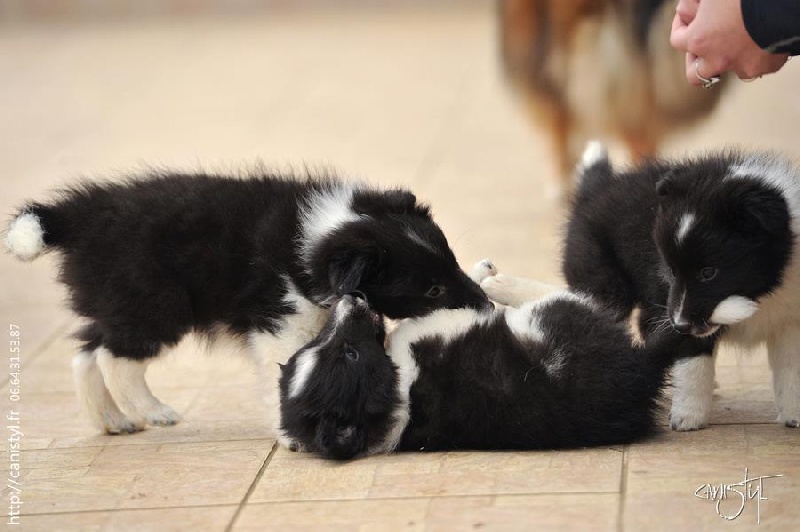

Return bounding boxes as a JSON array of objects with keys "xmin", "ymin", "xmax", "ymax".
[
  {"xmin": 470, "ymin": 259, "xmax": 498, "ymax": 284},
  {"xmin": 96, "ymin": 348, "xmax": 181, "ymax": 428},
  {"xmin": 72, "ymin": 350, "xmax": 144, "ymax": 434},
  {"xmin": 471, "ymin": 259, "xmax": 563, "ymax": 307}
]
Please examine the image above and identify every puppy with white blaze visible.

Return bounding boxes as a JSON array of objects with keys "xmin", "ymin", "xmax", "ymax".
[
  {"xmin": 5, "ymin": 171, "xmax": 489, "ymax": 435},
  {"xmin": 562, "ymin": 143, "xmax": 800, "ymax": 430},
  {"xmin": 278, "ymin": 261, "xmax": 705, "ymax": 460}
]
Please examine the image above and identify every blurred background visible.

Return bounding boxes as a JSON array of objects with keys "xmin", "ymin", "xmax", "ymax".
[
  {"xmin": 3, "ymin": 3, "xmax": 800, "ymax": 528},
  {"xmin": 2, "ymin": 0, "xmax": 800, "ymax": 340}
]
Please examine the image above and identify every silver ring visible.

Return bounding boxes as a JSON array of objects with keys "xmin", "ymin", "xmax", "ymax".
[
  {"xmin": 742, "ymin": 75, "xmax": 762, "ymax": 83},
  {"xmin": 694, "ymin": 58, "xmax": 721, "ymax": 88}
]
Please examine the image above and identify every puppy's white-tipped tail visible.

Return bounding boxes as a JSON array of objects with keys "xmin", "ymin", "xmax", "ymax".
[
  {"xmin": 575, "ymin": 141, "xmax": 610, "ymax": 188},
  {"xmin": 6, "ymin": 212, "xmax": 45, "ymax": 261},
  {"xmin": 581, "ymin": 141, "xmax": 608, "ymax": 168}
]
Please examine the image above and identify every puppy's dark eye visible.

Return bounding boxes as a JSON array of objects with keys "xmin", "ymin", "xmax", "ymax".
[
  {"xmin": 698, "ymin": 267, "xmax": 718, "ymax": 282},
  {"xmin": 344, "ymin": 347, "xmax": 359, "ymax": 361},
  {"xmin": 425, "ymin": 285, "xmax": 446, "ymax": 298}
]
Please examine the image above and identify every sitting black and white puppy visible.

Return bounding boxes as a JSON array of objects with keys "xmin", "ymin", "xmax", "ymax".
[
  {"xmin": 278, "ymin": 262, "xmax": 704, "ymax": 460},
  {"xmin": 5, "ymin": 171, "xmax": 489, "ymax": 434},
  {"xmin": 558, "ymin": 142, "xmax": 800, "ymax": 430}
]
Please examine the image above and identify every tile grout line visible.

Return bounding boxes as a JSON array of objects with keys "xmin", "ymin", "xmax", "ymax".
[
  {"xmin": 223, "ymin": 490, "xmax": 622, "ymax": 506},
  {"xmin": 224, "ymin": 440, "xmax": 279, "ymax": 532},
  {"xmin": 19, "ymin": 491, "xmax": 622, "ymax": 518},
  {"xmin": 616, "ymin": 445, "xmax": 629, "ymax": 532},
  {"xmin": 21, "ymin": 503, "xmax": 238, "ymax": 518}
]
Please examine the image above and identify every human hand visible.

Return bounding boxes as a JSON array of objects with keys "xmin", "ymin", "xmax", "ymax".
[{"xmin": 669, "ymin": 0, "xmax": 789, "ymax": 86}]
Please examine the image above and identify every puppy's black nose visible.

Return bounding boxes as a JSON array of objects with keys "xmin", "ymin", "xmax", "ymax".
[
  {"xmin": 348, "ymin": 290, "xmax": 368, "ymax": 303},
  {"xmin": 673, "ymin": 321, "xmax": 691, "ymax": 334}
]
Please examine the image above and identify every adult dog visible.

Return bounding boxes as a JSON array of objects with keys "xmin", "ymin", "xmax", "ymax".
[
  {"xmin": 278, "ymin": 261, "xmax": 703, "ymax": 460},
  {"xmin": 498, "ymin": 0, "xmax": 725, "ymax": 193},
  {"xmin": 560, "ymin": 143, "xmax": 800, "ymax": 430},
  {"xmin": 6, "ymin": 170, "xmax": 489, "ymax": 434}
]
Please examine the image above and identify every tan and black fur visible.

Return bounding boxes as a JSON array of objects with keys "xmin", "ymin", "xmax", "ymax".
[{"xmin": 499, "ymin": 0, "xmax": 726, "ymax": 194}]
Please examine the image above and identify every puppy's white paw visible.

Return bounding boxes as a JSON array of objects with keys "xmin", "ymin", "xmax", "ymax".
[
  {"xmin": 480, "ymin": 274, "xmax": 517, "ymax": 305},
  {"xmin": 105, "ymin": 416, "xmax": 145, "ymax": 435},
  {"xmin": 470, "ymin": 259, "xmax": 498, "ymax": 284},
  {"xmin": 781, "ymin": 417, "xmax": 800, "ymax": 428},
  {"xmin": 777, "ymin": 408, "xmax": 800, "ymax": 428},
  {"xmin": 146, "ymin": 403, "xmax": 181, "ymax": 427},
  {"xmin": 278, "ymin": 432, "xmax": 306, "ymax": 452},
  {"xmin": 669, "ymin": 404, "xmax": 711, "ymax": 431}
]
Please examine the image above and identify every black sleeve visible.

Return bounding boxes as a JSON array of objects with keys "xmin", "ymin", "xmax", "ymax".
[{"xmin": 741, "ymin": 0, "xmax": 800, "ymax": 55}]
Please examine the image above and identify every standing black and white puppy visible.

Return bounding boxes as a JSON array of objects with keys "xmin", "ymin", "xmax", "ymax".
[
  {"xmin": 279, "ymin": 261, "xmax": 705, "ymax": 460},
  {"xmin": 559, "ymin": 143, "xmax": 800, "ymax": 430},
  {"xmin": 5, "ymin": 171, "xmax": 489, "ymax": 434}
]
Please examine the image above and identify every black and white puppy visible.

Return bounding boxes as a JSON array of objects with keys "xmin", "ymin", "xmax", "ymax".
[
  {"xmin": 559, "ymin": 142, "xmax": 800, "ymax": 430},
  {"xmin": 5, "ymin": 171, "xmax": 489, "ymax": 434},
  {"xmin": 278, "ymin": 262, "xmax": 704, "ymax": 460}
]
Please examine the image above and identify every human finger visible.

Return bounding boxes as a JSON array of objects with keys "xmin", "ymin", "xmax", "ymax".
[
  {"xmin": 734, "ymin": 53, "xmax": 790, "ymax": 80},
  {"xmin": 670, "ymin": 13, "xmax": 691, "ymax": 50},
  {"xmin": 685, "ymin": 53, "xmax": 703, "ymax": 86},
  {"xmin": 675, "ymin": 0, "xmax": 700, "ymax": 25}
]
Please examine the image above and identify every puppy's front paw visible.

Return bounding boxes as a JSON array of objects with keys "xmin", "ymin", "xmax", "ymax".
[
  {"xmin": 470, "ymin": 259, "xmax": 498, "ymax": 284},
  {"xmin": 105, "ymin": 417, "xmax": 146, "ymax": 435},
  {"xmin": 146, "ymin": 403, "xmax": 181, "ymax": 427},
  {"xmin": 778, "ymin": 412, "xmax": 800, "ymax": 428},
  {"xmin": 278, "ymin": 432, "xmax": 306, "ymax": 452},
  {"xmin": 669, "ymin": 406, "xmax": 710, "ymax": 431}
]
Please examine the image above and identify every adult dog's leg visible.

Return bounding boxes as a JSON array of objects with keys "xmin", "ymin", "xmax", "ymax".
[
  {"xmin": 72, "ymin": 350, "xmax": 144, "ymax": 434},
  {"xmin": 96, "ymin": 348, "xmax": 181, "ymax": 428},
  {"xmin": 767, "ymin": 329, "xmax": 800, "ymax": 428},
  {"xmin": 472, "ymin": 259, "xmax": 563, "ymax": 308}
]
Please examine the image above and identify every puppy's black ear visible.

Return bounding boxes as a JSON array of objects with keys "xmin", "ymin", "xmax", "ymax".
[
  {"xmin": 354, "ymin": 189, "xmax": 418, "ymax": 216},
  {"xmin": 383, "ymin": 189, "xmax": 417, "ymax": 212},
  {"xmin": 655, "ymin": 170, "xmax": 677, "ymax": 196},
  {"xmin": 316, "ymin": 417, "xmax": 365, "ymax": 460},
  {"xmin": 328, "ymin": 248, "xmax": 377, "ymax": 295},
  {"xmin": 733, "ymin": 185, "xmax": 790, "ymax": 235}
]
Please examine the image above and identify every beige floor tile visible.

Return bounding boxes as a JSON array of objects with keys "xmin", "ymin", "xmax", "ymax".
[
  {"xmin": 425, "ymin": 494, "xmax": 619, "ymax": 532},
  {"xmin": 624, "ymin": 425, "xmax": 800, "ymax": 529},
  {"xmin": 12, "ymin": 389, "xmax": 201, "ymax": 450},
  {"xmin": 18, "ymin": 505, "xmax": 237, "ymax": 532},
  {"xmin": 10, "ymin": 439, "xmax": 274, "ymax": 514},
  {"xmin": 16, "ymin": 324, "xmax": 259, "ymax": 394},
  {"xmin": 49, "ymin": 419, "xmax": 274, "ymax": 450},
  {"xmin": 250, "ymin": 448, "xmax": 622, "ymax": 503},
  {"xmin": 183, "ymin": 386, "xmax": 268, "ymax": 423},
  {"xmin": 234, "ymin": 498, "xmax": 429, "ymax": 531},
  {"xmin": 236, "ymin": 494, "xmax": 619, "ymax": 532}
]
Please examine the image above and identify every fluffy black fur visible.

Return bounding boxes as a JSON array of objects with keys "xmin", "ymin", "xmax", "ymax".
[
  {"xmin": 563, "ymin": 149, "xmax": 793, "ymax": 342},
  {"xmin": 9, "ymin": 171, "xmax": 489, "ymax": 361},
  {"xmin": 279, "ymin": 293, "xmax": 705, "ymax": 460},
  {"xmin": 279, "ymin": 294, "xmax": 398, "ymax": 460}
]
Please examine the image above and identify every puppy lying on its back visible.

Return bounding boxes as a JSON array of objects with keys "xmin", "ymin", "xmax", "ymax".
[
  {"xmin": 278, "ymin": 261, "xmax": 704, "ymax": 460},
  {"xmin": 6, "ymin": 170, "xmax": 489, "ymax": 435}
]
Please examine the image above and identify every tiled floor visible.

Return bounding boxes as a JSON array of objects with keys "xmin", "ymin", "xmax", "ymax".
[{"xmin": 1, "ymin": 4, "xmax": 799, "ymax": 531}]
